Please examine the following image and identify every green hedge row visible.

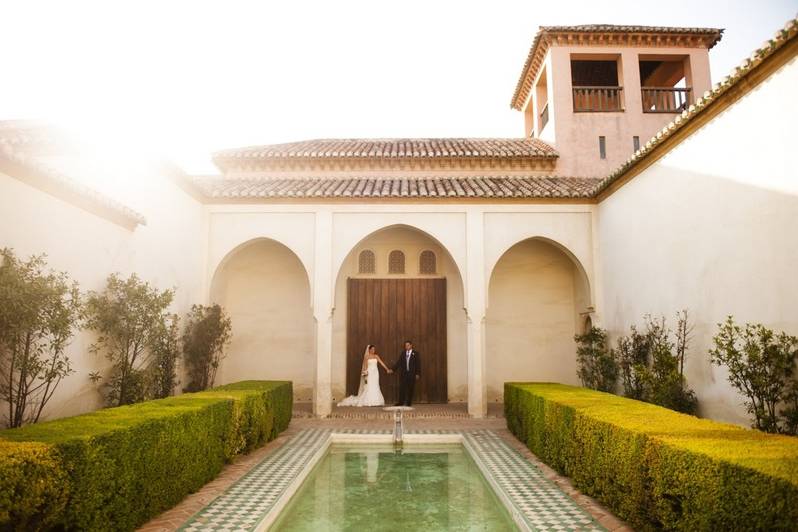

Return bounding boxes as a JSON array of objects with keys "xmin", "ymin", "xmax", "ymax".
[
  {"xmin": 505, "ymin": 383, "xmax": 798, "ymax": 531},
  {"xmin": 0, "ymin": 380, "xmax": 292, "ymax": 531}
]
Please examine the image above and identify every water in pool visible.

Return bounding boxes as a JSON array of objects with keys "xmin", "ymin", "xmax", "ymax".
[{"xmin": 271, "ymin": 444, "xmax": 517, "ymax": 531}]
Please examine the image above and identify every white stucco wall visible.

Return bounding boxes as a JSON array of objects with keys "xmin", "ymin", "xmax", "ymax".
[
  {"xmin": 211, "ymin": 239, "xmax": 315, "ymax": 400},
  {"xmin": 486, "ymin": 239, "xmax": 586, "ymax": 401},
  {"xmin": 0, "ymin": 168, "xmax": 204, "ymax": 420},
  {"xmin": 597, "ymin": 55, "xmax": 798, "ymax": 425}
]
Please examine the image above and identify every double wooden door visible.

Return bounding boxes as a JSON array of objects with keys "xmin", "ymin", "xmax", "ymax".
[{"xmin": 346, "ymin": 278, "xmax": 447, "ymax": 403}]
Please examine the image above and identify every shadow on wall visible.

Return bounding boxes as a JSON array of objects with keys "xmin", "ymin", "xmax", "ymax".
[
  {"xmin": 599, "ymin": 164, "xmax": 798, "ymax": 426},
  {"xmin": 210, "ymin": 238, "xmax": 315, "ymax": 401}
]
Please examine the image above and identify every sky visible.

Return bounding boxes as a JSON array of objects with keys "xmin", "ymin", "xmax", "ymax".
[{"xmin": 1, "ymin": 0, "xmax": 796, "ymax": 174}]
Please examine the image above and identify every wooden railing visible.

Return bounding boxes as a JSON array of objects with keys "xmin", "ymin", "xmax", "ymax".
[
  {"xmin": 539, "ymin": 103, "xmax": 549, "ymax": 130},
  {"xmin": 572, "ymin": 86, "xmax": 624, "ymax": 112},
  {"xmin": 641, "ymin": 87, "xmax": 692, "ymax": 113}
]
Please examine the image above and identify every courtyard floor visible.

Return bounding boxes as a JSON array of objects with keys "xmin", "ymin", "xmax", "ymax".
[{"xmin": 139, "ymin": 404, "xmax": 630, "ymax": 532}]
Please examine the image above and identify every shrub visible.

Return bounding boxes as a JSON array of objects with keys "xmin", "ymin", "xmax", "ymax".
[
  {"xmin": 86, "ymin": 273, "xmax": 175, "ymax": 406},
  {"xmin": 0, "ymin": 380, "xmax": 292, "ymax": 531},
  {"xmin": 150, "ymin": 314, "xmax": 181, "ymax": 399},
  {"xmin": 574, "ymin": 327, "xmax": 618, "ymax": 392},
  {"xmin": 505, "ymin": 383, "xmax": 798, "ymax": 531},
  {"xmin": 183, "ymin": 304, "xmax": 232, "ymax": 392},
  {"xmin": 710, "ymin": 316, "xmax": 798, "ymax": 434},
  {"xmin": 0, "ymin": 249, "xmax": 82, "ymax": 428},
  {"xmin": 616, "ymin": 312, "xmax": 697, "ymax": 414}
]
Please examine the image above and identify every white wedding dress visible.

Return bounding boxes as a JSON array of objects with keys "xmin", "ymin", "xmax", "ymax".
[{"xmin": 338, "ymin": 359, "xmax": 385, "ymax": 407}]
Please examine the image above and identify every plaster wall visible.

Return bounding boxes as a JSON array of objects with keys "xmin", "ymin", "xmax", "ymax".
[
  {"xmin": 0, "ymin": 168, "xmax": 204, "ymax": 420},
  {"xmin": 597, "ymin": 55, "xmax": 798, "ymax": 425},
  {"xmin": 211, "ymin": 239, "xmax": 315, "ymax": 400},
  {"xmin": 486, "ymin": 239, "xmax": 585, "ymax": 401}
]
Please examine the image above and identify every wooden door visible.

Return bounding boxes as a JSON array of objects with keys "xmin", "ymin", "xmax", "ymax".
[{"xmin": 346, "ymin": 278, "xmax": 447, "ymax": 403}]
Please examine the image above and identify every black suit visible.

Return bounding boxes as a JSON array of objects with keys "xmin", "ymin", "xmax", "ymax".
[{"xmin": 393, "ymin": 349, "xmax": 421, "ymax": 406}]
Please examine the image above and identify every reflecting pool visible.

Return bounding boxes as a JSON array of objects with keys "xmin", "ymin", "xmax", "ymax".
[{"xmin": 271, "ymin": 444, "xmax": 517, "ymax": 531}]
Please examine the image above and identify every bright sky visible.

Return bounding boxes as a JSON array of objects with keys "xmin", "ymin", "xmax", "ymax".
[{"xmin": 1, "ymin": 0, "xmax": 795, "ymax": 174}]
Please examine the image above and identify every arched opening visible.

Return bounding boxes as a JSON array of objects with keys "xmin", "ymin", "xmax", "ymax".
[
  {"xmin": 332, "ymin": 225, "xmax": 467, "ymax": 404},
  {"xmin": 485, "ymin": 237, "xmax": 591, "ymax": 401},
  {"xmin": 210, "ymin": 238, "xmax": 315, "ymax": 401}
]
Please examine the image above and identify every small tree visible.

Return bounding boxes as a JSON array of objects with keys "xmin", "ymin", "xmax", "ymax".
[
  {"xmin": 616, "ymin": 313, "xmax": 697, "ymax": 414},
  {"xmin": 183, "ymin": 304, "xmax": 232, "ymax": 392},
  {"xmin": 86, "ymin": 273, "xmax": 174, "ymax": 406},
  {"xmin": 616, "ymin": 325, "xmax": 650, "ymax": 400},
  {"xmin": 710, "ymin": 316, "xmax": 798, "ymax": 433},
  {"xmin": 150, "ymin": 313, "xmax": 180, "ymax": 399},
  {"xmin": 0, "ymin": 249, "xmax": 81, "ymax": 428},
  {"xmin": 575, "ymin": 326, "xmax": 618, "ymax": 392}
]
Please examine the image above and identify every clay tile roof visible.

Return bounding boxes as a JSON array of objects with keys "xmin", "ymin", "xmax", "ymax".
[
  {"xmin": 511, "ymin": 24, "xmax": 724, "ymax": 110},
  {"xmin": 0, "ymin": 122, "xmax": 146, "ymax": 227},
  {"xmin": 191, "ymin": 176, "xmax": 599, "ymax": 200},
  {"xmin": 212, "ymin": 138, "xmax": 557, "ymax": 170},
  {"xmin": 594, "ymin": 16, "xmax": 798, "ymax": 197}
]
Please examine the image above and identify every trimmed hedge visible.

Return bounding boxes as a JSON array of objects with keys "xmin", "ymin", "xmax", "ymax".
[
  {"xmin": 0, "ymin": 380, "xmax": 292, "ymax": 531},
  {"xmin": 505, "ymin": 383, "xmax": 798, "ymax": 531}
]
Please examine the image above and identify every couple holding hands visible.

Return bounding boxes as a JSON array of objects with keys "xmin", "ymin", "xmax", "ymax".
[{"xmin": 338, "ymin": 341, "xmax": 420, "ymax": 407}]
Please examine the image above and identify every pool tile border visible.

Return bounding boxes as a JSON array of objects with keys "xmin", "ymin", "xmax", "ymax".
[{"xmin": 179, "ymin": 428, "xmax": 604, "ymax": 532}]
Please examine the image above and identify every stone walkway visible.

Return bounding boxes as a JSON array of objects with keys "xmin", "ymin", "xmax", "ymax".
[{"xmin": 139, "ymin": 405, "xmax": 631, "ymax": 532}]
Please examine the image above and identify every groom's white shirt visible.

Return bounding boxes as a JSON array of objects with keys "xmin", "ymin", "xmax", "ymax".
[{"xmin": 405, "ymin": 350, "xmax": 411, "ymax": 371}]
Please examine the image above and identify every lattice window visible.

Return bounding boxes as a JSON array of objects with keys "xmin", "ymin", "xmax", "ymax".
[
  {"xmin": 388, "ymin": 250, "xmax": 405, "ymax": 274},
  {"xmin": 358, "ymin": 250, "xmax": 376, "ymax": 274},
  {"xmin": 419, "ymin": 250, "xmax": 437, "ymax": 274}
]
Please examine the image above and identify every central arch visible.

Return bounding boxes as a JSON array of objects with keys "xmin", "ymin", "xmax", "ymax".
[{"xmin": 332, "ymin": 225, "xmax": 467, "ymax": 404}]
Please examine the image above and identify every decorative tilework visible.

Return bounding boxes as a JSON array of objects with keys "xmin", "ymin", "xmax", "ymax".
[{"xmin": 179, "ymin": 428, "xmax": 604, "ymax": 531}]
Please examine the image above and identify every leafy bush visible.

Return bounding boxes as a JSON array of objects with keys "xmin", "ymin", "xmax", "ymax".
[
  {"xmin": 615, "ymin": 312, "xmax": 697, "ymax": 414},
  {"xmin": 505, "ymin": 383, "xmax": 798, "ymax": 531},
  {"xmin": 710, "ymin": 317, "xmax": 798, "ymax": 434},
  {"xmin": 86, "ymin": 273, "xmax": 175, "ymax": 406},
  {"xmin": 150, "ymin": 314, "xmax": 181, "ymax": 399},
  {"xmin": 0, "ymin": 380, "xmax": 292, "ymax": 531},
  {"xmin": 0, "ymin": 249, "xmax": 82, "ymax": 428},
  {"xmin": 574, "ymin": 327, "xmax": 618, "ymax": 392},
  {"xmin": 183, "ymin": 304, "xmax": 232, "ymax": 392}
]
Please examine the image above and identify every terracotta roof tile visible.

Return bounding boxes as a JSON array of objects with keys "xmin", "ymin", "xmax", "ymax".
[
  {"xmin": 0, "ymin": 125, "xmax": 146, "ymax": 227},
  {"xmin": 192, "ymin": 176, "xmax": 599, "ymax": 200},
  {"xmin": 213, "ymin": 138, "xmax": 557, "ymax": 170},
  {"xmin": 511, "ymin": 24, "xmax": 724, "ymax": 110}
]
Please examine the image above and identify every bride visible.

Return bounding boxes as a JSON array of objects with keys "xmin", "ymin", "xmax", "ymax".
[{"xmin": 338, "ymin": 344, "xmax": 392, "ymax": 407}]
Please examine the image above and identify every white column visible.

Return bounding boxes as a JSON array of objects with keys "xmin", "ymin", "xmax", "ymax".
[
  {"xmin": 313, "ymin": 210, "xmax": 334, "ymax": 417},
  {"xmin": 466, "ymin": 210, "xmax": 487, "ymax": 418}
]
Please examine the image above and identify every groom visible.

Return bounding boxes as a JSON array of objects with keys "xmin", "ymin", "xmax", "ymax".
[{"xmin": 393, "ymin": 340, "xmax": 420, "ymax": 406}]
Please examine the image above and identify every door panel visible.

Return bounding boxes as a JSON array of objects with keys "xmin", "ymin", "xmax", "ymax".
[{"xmin": 347, "ymin": 278, "xmax": 447, "ymax": 403}]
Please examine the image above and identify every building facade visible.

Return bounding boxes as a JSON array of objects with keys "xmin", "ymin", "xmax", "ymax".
[{"xmin": 1, "ymin": 21, "xmax": 796, "ymax": 424}]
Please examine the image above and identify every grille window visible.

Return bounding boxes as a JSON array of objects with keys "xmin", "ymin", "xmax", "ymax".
[
  {"xmin": 388, "ymin": 250, "xmax": 405, "ymax": 274},
  {"xmin": 419, "ymin": 250, "xmax": 437, "ymax": 274},
  {"xmin": 633, "ymin": 136, "xmax": 640, "ymax": 152},
  {"xmin": 599, "ymin": 136, "xmax": 606, "ymax": 159},
  {"xmin": 358, "ymin": 250, "xmax": 375, "ymax": 274}
]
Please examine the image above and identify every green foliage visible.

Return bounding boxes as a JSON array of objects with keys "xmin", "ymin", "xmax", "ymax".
[
  {"xmin": 0, "ymin": 248, "xmax": 82, "ymax": 428},
  {"xmin": 85, "ymin": 273, "xmax": 174, "ymax": 406},
  {"xmin": 505, "ymin": 383, "xmax": 798, "ymax": 531},
  {"xmin": 150, "ymin": 314, "xmax": 180, "ymax": 399},
  {"xmin": 0, "ymin": 380, "xmax": 292, "ymax": 531},
  {"xmin": 0, "ymin": 441, "xmax": 69, "ymax": 530},
  {"xmin": 183, "ymin": 304, "xmax": 232, "ymax": 392},
  {"xmin": 574, "ymin": 327, "xmax": 618, "ymax": 392},
  {"xmin": 616, "ymin": 312, "xmax": 697, "ymax": 414},
  {"xmin": 710, "ymin": 316, "xmax": 798, "ymax": 434}
]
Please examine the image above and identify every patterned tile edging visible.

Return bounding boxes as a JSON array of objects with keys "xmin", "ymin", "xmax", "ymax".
[{"xmin": 179, "ymin": 428, "xmax": 604, "ymax": 531}]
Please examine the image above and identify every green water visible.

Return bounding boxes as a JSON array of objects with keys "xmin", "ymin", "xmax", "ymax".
[{"xmin": 271, "ymin": 444, "xmax": 517, "ymax": 531}]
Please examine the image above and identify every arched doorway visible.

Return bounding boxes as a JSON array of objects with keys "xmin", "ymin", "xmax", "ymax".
[
  {"xmin": 332, "ymin": 226, "xmax": 467, "ymax": 404},
  {"xmin": 210, "ymin": 238, "xmax": 315, "ymax": 401},
  {"xmin": 486, "ymin": 237, "xmax": 591, "ymax": 401}
]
